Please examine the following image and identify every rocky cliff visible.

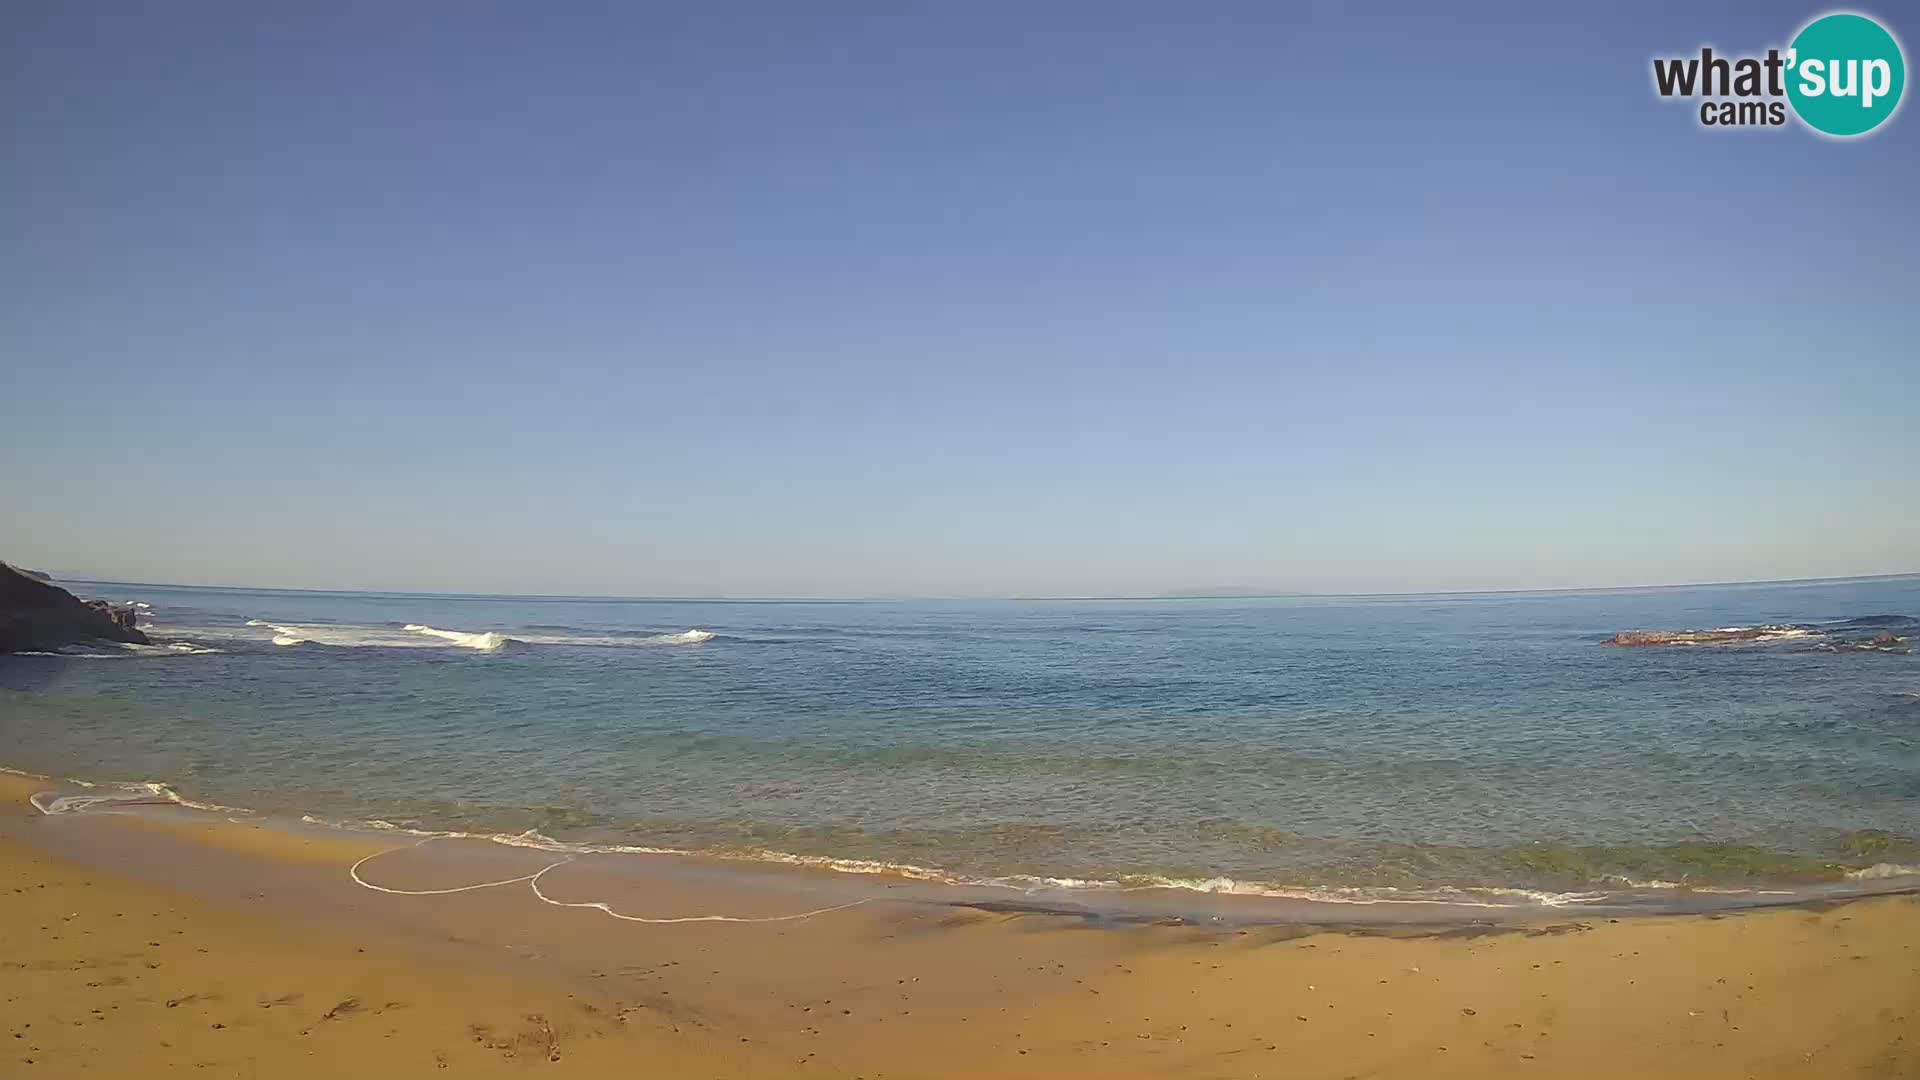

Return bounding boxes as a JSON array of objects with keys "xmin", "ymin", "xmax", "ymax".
[{"xmin": 0, "ymin": 562, "xmax": 149, "ymax": 653}]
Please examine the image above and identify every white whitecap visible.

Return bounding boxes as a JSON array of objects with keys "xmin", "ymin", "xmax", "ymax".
[{"xmin": 403, "ymin": 624, "xmax": 512, "ymax": 651}]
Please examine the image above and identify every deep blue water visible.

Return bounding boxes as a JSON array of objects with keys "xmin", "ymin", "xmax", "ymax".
[{"xmin": 3, "ymin": 576, "xmax": 1917, "ymax": 899}]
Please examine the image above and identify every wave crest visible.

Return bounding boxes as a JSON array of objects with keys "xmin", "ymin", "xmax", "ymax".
[
  {"xmin": 403, "ymin": 624, "xmax": 512, "ymax": 651},
  {"xmin": 240, "ymin": 619, "xmax": 716, "ymax": 651}
]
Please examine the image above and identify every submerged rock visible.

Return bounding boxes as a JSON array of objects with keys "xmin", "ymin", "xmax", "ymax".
[
  {"xmin": 1818, "ymin": 630, "xmax": 1910, "ymax": 655},
  {"xmin": 0, "ymin": 561, "xmax": 149, "ymax": 653}
]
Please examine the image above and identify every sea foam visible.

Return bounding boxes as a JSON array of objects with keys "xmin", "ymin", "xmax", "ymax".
[
  {"xmin": 8, "ymin": 641, "xmax": 224, "ymax": 659},
  {"xmin": 24, "ymin": 777, "xmax": 252, "ymax": 817}
]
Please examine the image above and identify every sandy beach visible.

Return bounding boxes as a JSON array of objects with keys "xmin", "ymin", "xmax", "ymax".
[{"xmin": 3, "ymin": 773, "xmax": 1915, "ymax": 1079}]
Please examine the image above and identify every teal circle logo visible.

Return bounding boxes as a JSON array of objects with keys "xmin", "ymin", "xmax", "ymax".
[{"xmin": 1786, "ymin": 13, "xmax": 1906, "ymax": 136}]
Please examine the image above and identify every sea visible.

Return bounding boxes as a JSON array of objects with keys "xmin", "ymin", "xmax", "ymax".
[{"xmin": 4, "ymin": 575, "xmax": 1918, "ymax": 917}]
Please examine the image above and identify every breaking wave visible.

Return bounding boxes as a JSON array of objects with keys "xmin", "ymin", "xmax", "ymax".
[
  {"xmin": 235, "ymin": 619, "xmax": 718, "ymax": 651},
  {"xmin": 402, "ymin": 624, "xmax": 512, "ymax": 651},
  {"xmin": 247, "ymin": 621, "xmax": 441, "ymax": 649}
]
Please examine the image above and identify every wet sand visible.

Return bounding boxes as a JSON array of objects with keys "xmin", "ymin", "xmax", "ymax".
[{"xmin": 3, "ymin": 772, "xmax": 1917, "ymax": 1079}]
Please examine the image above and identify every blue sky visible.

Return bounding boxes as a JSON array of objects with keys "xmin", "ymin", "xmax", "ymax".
[{"xmin": 3, "ymin": 2, "xmax": 1914, "ymax": 596}]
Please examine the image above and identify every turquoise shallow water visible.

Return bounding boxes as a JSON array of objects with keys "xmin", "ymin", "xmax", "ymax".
[{"xmin": 3, "ymin": 576, "xmax": 1917, "ymax": 902}]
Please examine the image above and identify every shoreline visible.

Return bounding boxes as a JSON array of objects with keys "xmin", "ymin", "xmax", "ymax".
[
  {"xmin": 9, "ymin": 762, "xmax": 1919, "ymax": 925},
  {"xmin": 4, "ymin": 770, "xmax": 1917, "ymax": 1078}
]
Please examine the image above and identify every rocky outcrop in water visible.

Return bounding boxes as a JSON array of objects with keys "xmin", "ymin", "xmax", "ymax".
[
  {"xmin": 1606, "ymin": 625, "xmax": 1806, "ymax": 647},
  {"xmin": 1608, "ymin": 617, "xmax": 1913, "ymax": 653},
  {"xmin": 0, "ymin": 561, "xmax": 149, "ymax": 653}
]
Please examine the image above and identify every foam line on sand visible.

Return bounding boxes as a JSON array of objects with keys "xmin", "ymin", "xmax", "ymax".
[{"xmin": 349, "ymin": 839, "xmax": 872, "ymax": 924}]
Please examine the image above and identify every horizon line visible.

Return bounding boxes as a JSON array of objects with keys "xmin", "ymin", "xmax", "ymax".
[{"xmin": 34, "ymin": 569, "xmax": 1920, "ymax": 605}]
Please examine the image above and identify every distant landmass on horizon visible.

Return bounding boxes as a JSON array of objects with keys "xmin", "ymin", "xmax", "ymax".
[{"xmin": 1156, "ymin": 586, "xmax": 1311, "ymax": 598}]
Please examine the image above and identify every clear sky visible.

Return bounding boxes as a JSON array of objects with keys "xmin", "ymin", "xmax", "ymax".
[{"xmin": 3, "ymin": 2, "xmax": 1915, "ymax": 597}]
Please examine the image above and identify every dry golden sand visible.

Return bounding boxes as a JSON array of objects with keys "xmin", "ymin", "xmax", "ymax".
[{"xmin": 2, "ymin": 772, "xmax": 1916, "ymax": 1079}]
